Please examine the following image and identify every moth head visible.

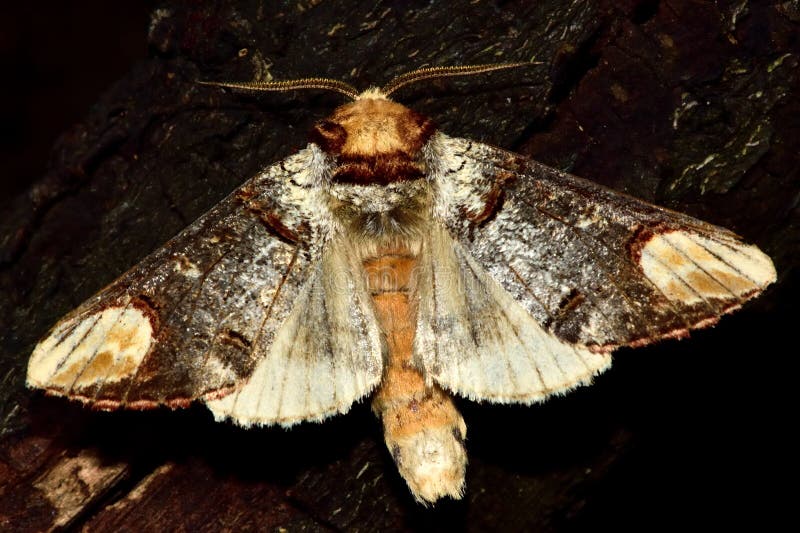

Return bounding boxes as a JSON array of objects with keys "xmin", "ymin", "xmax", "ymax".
[{"xmin": 310, "ymin": 91, "xmax": 434, "ymax": 161}]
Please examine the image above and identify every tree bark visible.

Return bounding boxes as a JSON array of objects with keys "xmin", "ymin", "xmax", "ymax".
[{"xmin": 1, "ymin": 1, "xmax": 797, "ymax": 530}]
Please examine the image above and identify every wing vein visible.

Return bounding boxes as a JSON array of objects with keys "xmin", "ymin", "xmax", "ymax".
[
  {"xmin": 684, "ymin": 234, "xmax": 762, "ymax": 285},
  {"xmin": 661, "ymin": 233, "xmax": 743, "ymax": 301},
  {"xmin": 227, "ymin": 246, "xmax": 301, "ymax": 415},
  {"xmin": 50, "ymin": 312, "xmax": 104, "ymax": 378},
  {"xmin": 506, "ymin": 265, "xmax": 558, "ymax": 391},
  {"xmin": 487, "ymin": 261, "xmax": 566, "ymax": 393},
  {"xmin": 69, "ymin": 300, "xmax": 134, "ymax": 395}
]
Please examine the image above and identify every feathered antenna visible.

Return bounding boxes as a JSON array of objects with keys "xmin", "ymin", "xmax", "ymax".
[
  {"xmin": 197, "ymin": 77, "xmax": 360, "ymax": 100},
  {"xmin": 198, "ymin": 62, "xmax": 541, "ymax": 100},
  {"xmin": 381, "ymin": 62, "xmax": 539, "ymax": 97}
]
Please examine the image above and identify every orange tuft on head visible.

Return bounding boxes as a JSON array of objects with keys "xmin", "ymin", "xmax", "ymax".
[
  {"xmin": 313, "ymin": 94, "xmax": 435, "ymax": 157},
  {"xmin": 310, "ymin": 93, "xmax": 436, "ymax": 185}
]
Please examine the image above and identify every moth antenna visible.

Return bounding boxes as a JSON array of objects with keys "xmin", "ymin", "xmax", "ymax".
[
  {"xmin": 198, "ymin": 77, "xmax": 359, "ymax": 101},
  {"xmin": 381, "ymin": 62, "xmax": 541, "ymax": 97}
]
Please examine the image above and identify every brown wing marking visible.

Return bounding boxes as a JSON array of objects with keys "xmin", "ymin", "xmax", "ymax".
[{"xmin": 523, "ymin": 171, "xmax": 770, "ymax": 331}]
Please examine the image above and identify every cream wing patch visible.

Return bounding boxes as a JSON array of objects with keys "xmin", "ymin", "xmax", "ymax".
[
  {"xmin": 639, "ymin": 230, "xmax": 776, "ymax": 305},
  {"xmin": 28, "ymin": 304, "xmax": 153, "ymax": 390},
  {"xmin": 414, "ymin": 225, "xmax": 611, "ymax": 404}
]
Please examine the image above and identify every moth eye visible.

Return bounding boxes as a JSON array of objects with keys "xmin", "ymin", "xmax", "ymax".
[
  {"xmin": 317, "ymin": 120, "xmax": 339, "ymax": 132},
  {"xmin": 318, "ymin": 120, "xmax": 346, "ymax": 139},
  {"xmin": 310, "ymin": 120, "xmax": 347, "ymax": 153}
]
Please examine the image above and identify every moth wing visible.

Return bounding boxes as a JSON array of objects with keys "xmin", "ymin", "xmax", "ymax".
[
  {"xmin": 27, "ymin": 144, "xmax": 383, "ymax": 419},
  {"xmin": 206, "ymin": 235, "xmax": 384, "ymax": 427},
  {"xmin": 414, "ymin": 224, "xmax": 610, "ymax": 403},
  {"xmin": 416, "ymin": 133, "xmax": 775, "ymax": 401}
]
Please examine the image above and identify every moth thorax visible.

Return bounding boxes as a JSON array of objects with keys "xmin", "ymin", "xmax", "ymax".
[{"xmin": 329, "ymin": 180, "xmax": 430, "ymax": 244}]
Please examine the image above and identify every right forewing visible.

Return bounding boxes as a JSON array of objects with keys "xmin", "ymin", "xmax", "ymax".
[{"xmin": 424, "ymin": 133, "xmax": 775, "ymax": 351}]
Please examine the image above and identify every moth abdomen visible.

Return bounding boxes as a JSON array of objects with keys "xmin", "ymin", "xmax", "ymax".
[{"xmin": 365, "ymin": 249, "xmax": 467, "ymax": 503}]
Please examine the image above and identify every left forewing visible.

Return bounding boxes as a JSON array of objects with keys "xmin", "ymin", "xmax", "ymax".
[
  {"xmin": 27, "ymin": 145, "xmax": 332, "ymax": 410},
  {"xmin": 423, "ymin": 133, "xmax": 776, "ymax": 354}
]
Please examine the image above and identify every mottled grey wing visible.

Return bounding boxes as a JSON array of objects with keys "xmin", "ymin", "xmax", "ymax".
[
  {"xmin": 413, "ymin": 223, "xmax": 612, "ymax": 404},
  {"xmin": 425, "ymin": 133, "xmax": 776, "ymax": 352},
  {"xmin": 206, "ymin": 233, "xmax": 385, "ymax": 427},
  {"xmin": 27, "ymin": 145, "xmax": 343, "ymax": 410}
]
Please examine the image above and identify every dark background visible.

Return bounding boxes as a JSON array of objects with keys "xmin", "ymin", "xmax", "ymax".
[
  {"xmin": 0, "ymin": 2, "xmax": 797, "ymax": 531},
  {"xmin": 0, "ymin": 2, "xmax": 155, "ymax": 199}
]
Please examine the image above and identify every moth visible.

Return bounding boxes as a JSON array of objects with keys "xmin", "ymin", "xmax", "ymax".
[{"xmin": 27, "ymin": 64, "xmax": 776, "ymax": 504}]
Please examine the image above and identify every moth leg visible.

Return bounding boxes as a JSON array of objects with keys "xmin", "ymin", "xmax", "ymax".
[{"xmin": 365, "ymin": 252, "xmax": 467, "ymax": 504}]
